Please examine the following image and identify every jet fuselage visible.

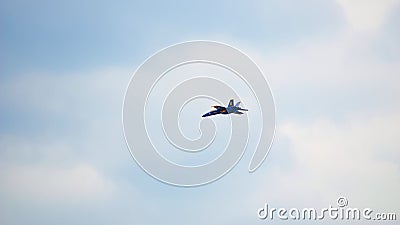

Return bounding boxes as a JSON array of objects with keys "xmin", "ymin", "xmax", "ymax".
[{"xmin": 202, "ymin": 99, "xmax": 248, "ymax": 117}]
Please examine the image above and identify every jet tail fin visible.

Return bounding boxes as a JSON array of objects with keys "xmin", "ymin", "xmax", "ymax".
[
  {"xmin": 228, "ymin": 99, "xmax": 234, "ymax": 107},
  {"xmin": 235, "ymin": 101, "xmax": 241, "ymax": 107}
]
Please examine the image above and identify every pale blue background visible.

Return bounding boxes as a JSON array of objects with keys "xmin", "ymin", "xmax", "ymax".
[{"xmin": 1, "ymin": 1, "xmax": 399, "ymax": 224}]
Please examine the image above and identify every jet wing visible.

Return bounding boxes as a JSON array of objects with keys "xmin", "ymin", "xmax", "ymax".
[
  {"xmin": 202, "ymin": 110, "xmax": 221, "ymax": 117},
  {"xmin": 233, "ymin": 111, "xmax": 244, "ymax": 115},
  {"xmin": 213, "ymin": 105, "xmax": 225, "ymax": 109}
]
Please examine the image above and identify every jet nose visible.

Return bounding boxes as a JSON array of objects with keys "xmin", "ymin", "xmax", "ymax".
[{"xmin": 202, "ymin": 112, "xmax": 211, "ymax": 117}]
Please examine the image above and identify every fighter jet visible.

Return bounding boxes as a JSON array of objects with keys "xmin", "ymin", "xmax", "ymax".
[{"xmin": 202, "ymin": 99, "xmax": 248, "ymax": 117}]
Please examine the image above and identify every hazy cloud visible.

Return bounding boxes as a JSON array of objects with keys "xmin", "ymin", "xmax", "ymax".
[{"xmin": 336, "ymin": 0, "xmax": 399, "ymax": 31}]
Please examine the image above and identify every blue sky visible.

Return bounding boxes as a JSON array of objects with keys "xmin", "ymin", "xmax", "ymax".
[
  {"xmin": 0, "ymin": 0, "xmax": 343, "ymax": 74},
  {"xmin": 1, "ymin": 1, "xmax": 399, "ymax": 225}
]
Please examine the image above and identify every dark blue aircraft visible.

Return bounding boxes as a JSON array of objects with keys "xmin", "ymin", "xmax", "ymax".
[{"xmin": 202, "ymin": 99, "xmax": 248, "ymax": 117}]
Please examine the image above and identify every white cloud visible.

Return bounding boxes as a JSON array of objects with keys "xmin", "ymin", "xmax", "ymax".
[
  {"xmin": 277, "ymin": 112, "xmax": 400, "ymax": 211},
  {"xmin": 0, "ymin": 66, "xmax": 131, "ymax": 117},
  {"xmin": 252, "ymin": 31, "xmax": 400, "ymax": 91},
  {"xmin": 0, "ymin": 67, "xmax": 131, "ymax": 206},
  {"xmin": 0, "ymin": 163, "xmax": 115, "ymax": 203},
  {"xmin": 335, "ymin": 0, "xmax": 399, "ymax": 31},
  {"xmin": 239, "ymin": 1, "xmax": 399, "ymax": 94}
]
